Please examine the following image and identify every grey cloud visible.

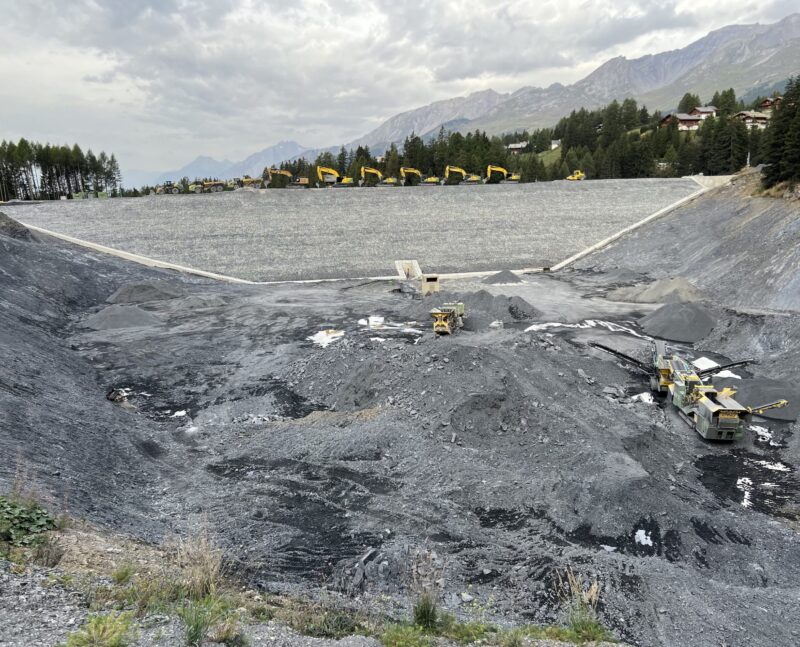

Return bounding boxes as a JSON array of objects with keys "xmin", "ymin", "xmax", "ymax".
[{"xmin": 1, "ymin": 0, "xmax": 794, "ymax": 170}]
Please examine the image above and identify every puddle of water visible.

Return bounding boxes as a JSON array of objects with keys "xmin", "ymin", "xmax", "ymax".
[{"xmin": 696, "ymin": 450, "xmax": 799, "ymax": 518}]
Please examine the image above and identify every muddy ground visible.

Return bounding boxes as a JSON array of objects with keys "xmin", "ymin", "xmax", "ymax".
[{"xmin": 1, "ymin": 179, "xmax": 799, "ymax": 647}]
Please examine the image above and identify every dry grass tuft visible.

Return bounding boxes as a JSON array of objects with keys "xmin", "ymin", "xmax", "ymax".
[{"xmin": 172, "ymin": 531, "xmax": 225, "ymax": 599}]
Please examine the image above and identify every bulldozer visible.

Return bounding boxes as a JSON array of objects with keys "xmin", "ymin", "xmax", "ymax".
[
  {"xmin": 430, "ymin": 302, "xmax": 465, "ymax": 335},
  {"xmin": 566, "ymin": 170, "xmax": 586, "ymax": 181},
  {"xmin": 591, "ymin": 341, "xmax": 788, "ymax": 441},
  {"xmin": 154, "ymin": 181, "xmax": 181, "ymax": 195},
  {"xmin": 317, "ymin": 166, "xmax": 355, "ymax": 188},
  {"xmin": 400, "ymin": 167, "xmax": 422, "ymax": 185}
]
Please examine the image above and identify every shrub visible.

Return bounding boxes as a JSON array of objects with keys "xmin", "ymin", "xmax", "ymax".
[
  {"xmin": 177, "ymin": 597, "xmax": 225, "ymax": 646},
  {"xmin": 283, "ymin": 605, "xmax": 362, "ymax": 639},
  {"xmin": 65, "ymin": 612, "xmax": 136, "ymax": 647},
  {"xmin": 112, "ymin": 564, "xmax": 134, "ymax": 586},
  {"xmin": 412, "ymin": 592, "xmax": 438, "ymax": 629},
  {"xmin": 0, "ymin": 495, "xmax": 54, "ymax": 546},
  {"xmin": 438, "ymin": 614, "xmax": 493, "ymax": 643},
  {"xmin": 209, "ymin": 618, "xmax": 249, "ymax": 646},
  {"xmin": 174, "ymin": 532, "xmax": 224, "ymax": 600},
  {"xmin": 555, "ymin": 568, "xmax": 612, "ymax": 643}
]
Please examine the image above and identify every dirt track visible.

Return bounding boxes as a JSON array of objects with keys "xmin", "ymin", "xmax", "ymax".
[{"xmin": 1, "ymin": 180, "xmax": 799, "ymax": 647}]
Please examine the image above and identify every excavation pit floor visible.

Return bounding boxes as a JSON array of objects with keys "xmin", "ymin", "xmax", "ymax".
[{"xmin": 1, "ymin": 176, "xmax": 799, "ymax": 647}]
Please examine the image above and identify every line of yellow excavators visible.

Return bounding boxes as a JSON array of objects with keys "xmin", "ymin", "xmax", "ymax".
[
  {"xmin": 154, "ymin": 165, "xmax": 587, "ymax": 194},
  {"xmin": 155, "ymin": 165, "xmax": 525, "ymax": 194},
  {"xmin": 309, "ymin": 164, "xmax": 521, "ymax": 188}
]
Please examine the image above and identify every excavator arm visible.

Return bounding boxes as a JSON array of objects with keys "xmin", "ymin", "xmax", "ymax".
[
  {"xmin": 317, "ymin": 166, "xmax": 340, "ymax": 182},
  {"xmin": 445, "ymin": 165, "xmax": 467, "ymax": 180},
  {"xmin": 360, "ymin": 166, "xmax": 383, "ymax": 181},
  {"xmin": 400, "ymin": 167, "xmax": 421, "ymax": 179},
  {"xmin": 267, "ymin": 168, "xmax": 293, "ymax": 180},
  {"xmin": 486, "ymin": 165, "xmax": 508, "ymax": 180}
]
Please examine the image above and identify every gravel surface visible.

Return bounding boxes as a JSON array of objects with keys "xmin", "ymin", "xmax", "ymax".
[
  {"xmin": 12, "ymin": 179, "xmax": 698, "ymax": 281},
  {"xmin": 577, "ymin": 173, "xmax": 800, "ymax": 312},
  {"xmin": 2, "ymin": 186, "xmax": 799, "ymax": 647}
]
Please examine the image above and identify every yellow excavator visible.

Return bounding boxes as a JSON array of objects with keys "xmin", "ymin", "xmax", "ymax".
[
  {"xmin": 444, "ymin": 165, "xmax": 467, "ymax": 184},
  {"xmin": 266, "ymin": 168, "xmax": 292, "ymax": 188},
  {"xmin": 422, "ymin": 175, "xmax": 441, "ymax": 185},
  {"xmin": 507, "ymin": 173, "xmax": 521, "ymax": 183},
  {"xmin": 566, "ymin": 170, "xmax": 586, "ymax": 181},
  {"xmin": 360, "ymin": 166, "xmax": 383, "ymax": 187},
  {"xmin": 446, "ymin": 165, "xmax": 481, "ymax": 185},
  {"xmin": 400, "ymin": 167, "xmax": 422, "ymax": 185},
  {"xmin": 317, "ymin": 166, "xmax": 355, "ymax": 187},
  {"xmin": 485, "ymin": 165, "xmax": 508, "ymax": 183}
]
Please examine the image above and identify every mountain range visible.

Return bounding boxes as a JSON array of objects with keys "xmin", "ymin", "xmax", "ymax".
[{"xmin": 123, "ymin": 13, "xmax": 800, "ymax": 186}]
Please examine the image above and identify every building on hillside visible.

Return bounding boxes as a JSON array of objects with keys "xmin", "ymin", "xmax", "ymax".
[
  {"xmin": 659, "ymin": 113, "xmax": 703, "ymax": 131},
  {"xmin": 733, "ymin": 111, "xmax": 769, "ymax": 129},
  {"xmin": 550, "ymin": 139, "xmax": 561, "ymax": 150},
  {"xmin": 758, "ymin": 97, "xmax": 782, "ymax": 115},
  {"xmin": 505, "ymin": 141, "xmax": 529, "ymax": 155},
  {"xmin": 689, "ymin": 105, "xmax": 717, "ymax": 119}
]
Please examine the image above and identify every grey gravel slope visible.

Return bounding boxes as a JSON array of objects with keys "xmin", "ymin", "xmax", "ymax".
[
  {"xmin": 577, "ymin": 175, "xmax": 800, "ymax": 312},
  {"xmin": 14, "ymin": 179, "xmax": 699, "ymax": 282}
]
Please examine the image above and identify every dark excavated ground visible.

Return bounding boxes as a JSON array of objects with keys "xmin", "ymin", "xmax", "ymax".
[{"xmin": 1, "ymin": 179, "xmax": 799, "ymax": 647}]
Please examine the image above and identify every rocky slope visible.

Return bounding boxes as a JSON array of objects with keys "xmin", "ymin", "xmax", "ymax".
[{"xmin": 1, "ymin": 194, "xmax": 799, "ymax": 647}]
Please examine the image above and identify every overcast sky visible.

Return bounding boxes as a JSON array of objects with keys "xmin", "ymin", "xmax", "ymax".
[{"xmin": 1, "ymin": 1, "xmax": 796, "ymax": 173}]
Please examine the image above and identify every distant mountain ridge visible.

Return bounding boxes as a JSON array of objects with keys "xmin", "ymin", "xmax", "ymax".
[
  {"xmin": 123, "ymin": 13, "xmax": 800, "ymax": 184},
  {"xmin": 123, "ymin": 141, "xmax": 308, "ymax": 187}
]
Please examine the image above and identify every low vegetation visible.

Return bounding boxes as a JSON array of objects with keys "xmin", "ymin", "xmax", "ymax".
[
  {"xmin": 63, "ymin": 612, "xmax": 136, "ymax": 647},
  {"xmin": 2, "ymin": 498, "xmax": 615, "ymax": 646}
]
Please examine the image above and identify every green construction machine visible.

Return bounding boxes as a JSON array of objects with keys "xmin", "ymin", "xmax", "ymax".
[
  {"xmin": 591, "ymin": 340, "xmax": 788, "ymax": 441},
  {"xmin": 431, "ymin": 302, "xmax": 465, "ymax": 335}
]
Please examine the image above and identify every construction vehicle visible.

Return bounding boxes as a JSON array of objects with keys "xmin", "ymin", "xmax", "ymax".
[
  {"xmin": 431, "ymin": 302, "xmax": 466, "ymax": 335},
  {"xmin": 590, "ymin": 341, "xmax": 789, "ymax": 441},
  {"xmin": 265, "ymin": 168, "xmax": 292, "ymax": 188},
  {"xmin": 506, "ymin": 173, "xmax": 521, "ymax": 183},
  {"xmin": 444, "ymin": 165, "xmax": 467, "ymax": 184},
  {"xmin": 566, "ymin": 170, "xmax": 586, "ymax": 181},
  {"xmin": 485, "ymin": 165, "xmax": 508, "ymax": 183},
  {"xmin": 230, "ymin": 175, "xmax": 264, "ymax": 189},
  {"xmin": 400, "ymin": 167, "xmax": 422, "ymax": 185},
  {"xmin": 317, "ymin": 167, "xmax": 355, "ymax": 188},
  {"xmin": 155, "ymin": 181, "xmax": 181, "ymax": 195},
  {"xmin": 379, "ymin": 176, "xmax": 398, "ymax": 186},
  {"xmin": 421, "ymin": 175, "xmax": 441, "ymax": 185},
  {"xmin": 360, "ymin": 166, "xmax": 383, "ymax": 186},
  {"xmin": 188, "ymin": 180, "xmax": 226, "ymax": 193},
  {"xmin": 288, "ymin": 177, "xmax": 310, "ymax": 189}
]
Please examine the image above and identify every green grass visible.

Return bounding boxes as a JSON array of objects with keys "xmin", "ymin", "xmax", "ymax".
[
  {"xmin": 381, "ymin": 625, "xmax": 434, "ymax": 647},
  {"xmin": 64, "ymin": 612, "xmax": 136, "ymax": 647},
  {"xmin": 177, "ymin": 597, "xmax": 225, "ymax": 646},
  {"xmin": 111, "ymin": 564, "xmax": 134, "ymax": 586},
  {"xmin": 537, "ymin": 147, "xmax": 562, "ymax": 166}
]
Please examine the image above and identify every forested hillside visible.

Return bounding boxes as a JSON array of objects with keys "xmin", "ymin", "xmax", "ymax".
[{"xmin": 0, "ymin": 139, "xmax": 122, "ymax": 201}]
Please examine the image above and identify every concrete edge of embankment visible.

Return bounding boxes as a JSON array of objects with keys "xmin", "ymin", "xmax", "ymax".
[
  {"xmin": 549, "ymin": 185, "xmax": 710, "ymax": 272},
  {"xmin": 19, "ymin": 180, "xmax": 715, "ymax": 285}
]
